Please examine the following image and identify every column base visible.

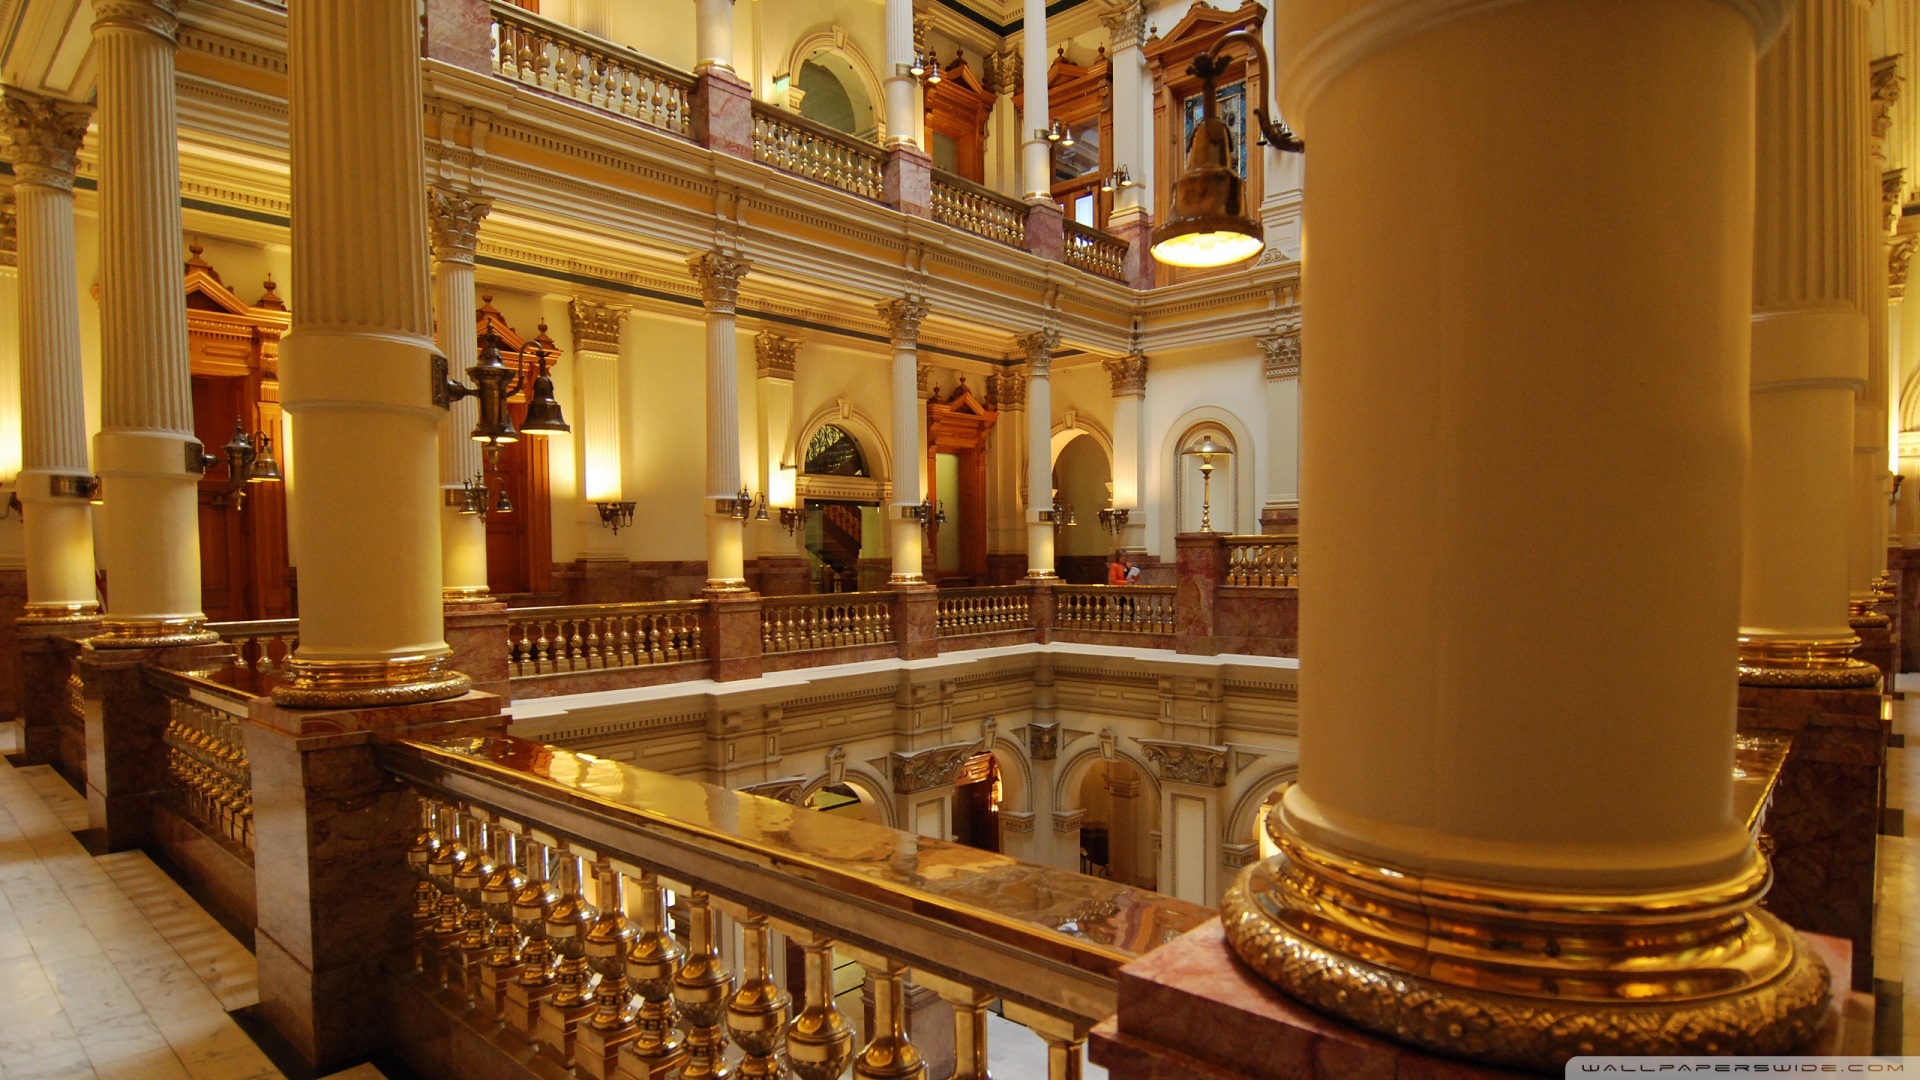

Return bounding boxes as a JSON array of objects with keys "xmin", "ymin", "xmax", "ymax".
[
  {"xmin": 1737, "ymin": 636, "xmax": 1880, "ymax": 689},
  {"xmin": 90, "ymin": 617, "xmax": 219, "ymax": 649},
  {"xmin": 1218, "ymin": 831, "xmax": 1829, "ymax": 1071},
  {"xmin": 17, "ymin": 613, "xmax": 100, "ymax": 770},
  {"xmin": 270, "ymin": 653, "xmax": 472, "ymax": 708}
]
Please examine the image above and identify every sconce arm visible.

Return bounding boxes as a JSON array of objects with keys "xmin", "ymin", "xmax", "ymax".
[{"xmin": 1212, "ymin": 29, "xmax": 1304, "ymax": 153}]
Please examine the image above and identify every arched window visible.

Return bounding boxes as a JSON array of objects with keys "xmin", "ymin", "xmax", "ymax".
[
  {"xmin": 794, "ymin": 50, "xmax": 878, "ymax": 138},
  {"xmin": 805, "ymin": 424, "xmax": 868, "ymax": 477}
]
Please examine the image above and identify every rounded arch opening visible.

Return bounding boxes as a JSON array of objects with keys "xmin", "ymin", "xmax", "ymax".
[
  {"xmin": 1159, "ymin": 406, "xmax": 1258, "ymax": 551},
  {"xmin": 1052, "ymin": 430, "xmax": 1115, "ymax": 573},
  {"xmin": 786, "ymin": 30, "xmax": 883, "ymax": 140},
  {"xmin": 802, "ymin": 768, "xmax": 893, "ymax": 828}
]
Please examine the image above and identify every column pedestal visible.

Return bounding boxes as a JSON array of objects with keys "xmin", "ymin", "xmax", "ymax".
[
  {"xmin": 693, "ymin": 70, "xmax": 752, "ymax": 159},
  {"xmin": 1174, "ymin": 533, "xmax": 1222, "ymax": 656},
  {"xmin": 444, "ymin": 600, "xmax": 509, "ymax": 700},
  {"xmin": 1025, "ymin": 203, "xmax": 1065, "ymax": 263},
  {"xmin": 885, "ymin": 146, "xmax": 932, "ymax": 217},
  {"xmin": 704, "ymin": 594, "xmax": 763, "ymax": 682},
  {"xmin": 892, "ymin": 583, "xmax": 937, "ymax": 661},
  {"xmin": 16, "ymin": 615, "xmax": 98, "ymax": 770},
  {"xmin": 74, "ymin": 640, "xmax": 233, "ymax": 852}
]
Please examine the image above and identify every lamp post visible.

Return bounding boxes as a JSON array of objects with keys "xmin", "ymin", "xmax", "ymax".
[{"xmin": 1183, "ymin": 433, "xmax": 1232, "ymax": 533}]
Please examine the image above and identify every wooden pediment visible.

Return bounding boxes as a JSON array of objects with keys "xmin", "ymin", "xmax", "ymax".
[
  {"xmin": 183, "ymin": 245, "xmax": 291, "ymax": 378},
  {"xmin": 927, "ymin": 376, "xmax": 998, "ymax": 453},
  {"xmin": 1144, "ymin": 0, "xmax": 1266, "ymax": 75}
]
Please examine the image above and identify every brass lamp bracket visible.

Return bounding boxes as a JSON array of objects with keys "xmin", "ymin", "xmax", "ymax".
[{"xmin": 1199, "ymin": 30, "xmax": 1303, "ymax": 153}]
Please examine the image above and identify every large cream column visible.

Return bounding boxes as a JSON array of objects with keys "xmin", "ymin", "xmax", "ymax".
[
  {"xmin": 1221, "ymin": 0, "xmax": 1829, "ymax": 1068},
  {"xmin": 1256, "ymin": 328, "xmax": 1301, "ymax": 532},
  {"xmin": 89, "ymin": 0, "xmax": 214, "ymax": 647},
  {"xmin": 1019, "ymin": 0, "xmax": 1050, "ymax": 200},
  {"xmin": 2, "ymin": 92, "xmax": 96, "ymax": 615},
  {"xmin": 570, "ymin": 299, "xmax": 629, "ymax": 559},
  {"xmin": 985, "ymin": 370, "xmax": 1028, "ymax": 580},
  {"xmin": 693, "ymin": 0, "xmax": 734, "ymax": 73},
  {"xmin": 883, "ymin": 0, "xmax": 915, "ymax": 147},
  {"xmin": 882, "ymin": 297, "xmax": 929, "ymax": 583},
  {"xmin": 273, "ymin": 0, "xmax": 467, "ymax": 705},
  {"xmin": 692, "ymin": 253, "xmax": 750, "ymax": 592},
  {"xmin": 1022, "ymin": 330, "xmax": 1057, "ymax": 577},
  {"xmin": 426, "ymin": 186, "xmax": 492, "ymax": 603},
  {"xmin": 752, "ymin": 331, "xmax": 804, "ymax": 591},
  {"xmin": 1738, "ymin": 0, "xmax": 1876, "ymax": 687},
  {"xmin": 1101, "ymin": 352, "xmax": 1147, "ymax": 551},
  {"xmin": 1101, "ymin": 2, "xmax": 1150, "ymax": 217}
]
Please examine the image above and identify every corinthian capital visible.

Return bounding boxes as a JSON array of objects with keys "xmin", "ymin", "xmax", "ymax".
[
  {"xmin": 690, "ymin": 252, "xmax": 750, "ymax": 313},
  {"xmin": 987, "ymin": 370, "xmax": 1027, "ymax": 411},
  {"xmin": 1020, "ymin": 328, "xmax": 1059, "ymax": 375},
  {"xmin": 91, "ymin": 0, "xmax": 178, "ymax": 41},
  {"xmin": 1101, "ymin": 1, "xmax": 1149, "ymax": 51},
  {"xmin": 1893, "ymin": 235, "xmax": 1919, "ymax": 301},
  {"xmin": 755, "ymin": 331, "xmax": 801, "ymax": 379},
  {"xmin": 1102, "ymin": 353, "xmax": 1147, "ymax": 397},
  {"xmin": 878, "ymin": 296, "xmax": 930, "ymax": 349},
  {"xmin": 1, "ymin": 90, "xmax": 91, "ymax": 191},
  {"xmin": 569, "ymin": 297, "xmax": 629, "ymax": 355},
  {"xmin": 1258, "ymin": 328, "xmax": 1301, "ymax": 380},
  {"xmin": 426, "ymin": 186, "xmax": 492, "ymax": 264},
  {"xmin": 1873, "ymin": 55, "xmax": 1904, "ymax": 153}
]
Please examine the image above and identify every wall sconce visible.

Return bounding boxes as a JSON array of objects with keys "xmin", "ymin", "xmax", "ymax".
[
  {"xmin": 1050, "ymin": 497, "xmax": 1077, "ymax": 528},
  {"xmin": 204, "ymin": 418, "xmax": 282, "ymax": 510},
  {"xmin": 904, "ymin": 495, "xmax": 945, "ymax": 532},
  {"xmin": 440, "ymin": 326, "xmax": 570, "ymax": 468},
  {"xmin": 447, "ymin": 474, "xmax": 510, "ymax": 516},
  {"xmin": 595, "ymin": 501, "xmax": 636, "ymax": 534},
  {"xmin": 903, "ymin": 49, "xmax": 941, "ymax": 84},
  {"xmin": 722, "ymin": 486, "xmax": 756, "ymax": 521},
  {"xmin": 1035, "ymin": 119, "xmax": 1075, "ymax": 147},
  {"xmin": 1099, "ymin": 165, "xmax": 1140, "ymax": 194},
  {"xmin": 1098, "ymin": 507, "xmax": 1130, "ymax": 535},
  {"xmin": 1182, "ymin": 433, "xmax": 1233, "ymax": 532}
]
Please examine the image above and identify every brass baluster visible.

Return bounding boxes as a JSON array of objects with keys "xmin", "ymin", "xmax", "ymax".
[
  {"xmin": 405, "ymin": 798, "xmax": 444, "ymax": 972},
  {"xmin": 450, "ymin": 811, "xmax": 499, "ymax": 999},
  {"xmin": 917, "ymin": 973, "xmax": 993, "ymax": 1080},
  {"xmin": 477, "ymin": 823, "xmax": 530, "ymax": 1020},
  {"xmin": 784, "ymin": 931, "xmax": 853, "ymax": 1080},
  {"xmin": 1003, "ymin": 1005, "xmax": 1091, "ymax": 1080},
  {"xmin": 538, "ymin": 844, "xmax": 601, "ymax": 1063},
  {"xmin": 851, "ymin": 954, "xmax": 925, "ymax": 1080},
  {"xmin": 426, "ymin": 802, "xmax": 472, "ymax": 986},
  {"xmin": 576, "ymin": 858, "xmax": 640, "ymax": 1079},
  {"xmin": 617, "ymin": 870, "xmax": 688, "ymax": 1079},
  {"xmin": 504, "ymin": 834, "xmax": 562, "ymax": 1042},
  {"xmin": 721, "ymin": 909, "xmax": 790, "ymax": 1078},
  {"xmin": 673, "ymin": 891, "xmax": 735, "ymax": 1080},
  {"xmin": 586, "ymin": 616, "xmax": 605, "ymax": 669}
]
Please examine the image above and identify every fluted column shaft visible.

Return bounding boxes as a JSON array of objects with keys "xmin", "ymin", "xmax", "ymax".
[
  {"xmin": 1103, "ymin": 3, "xmax": 1151, "ymax": 217},
  {"xmin": 273, "ymin": 0, "xmax": 466, "ymax": 704},
  {"xmin": 428, "ymin": 186, "xmax": 491, "ymax": 602},
  {"xmin": 883, "ymin": 298, "xmax": 928, "ymax": 583},
  {"xmin": 1103, "ymin": 353, "xmax": 1148, "ymax": 551},
  {"xmin": 884, "ymin": 0, "xmax": 916, "ymax": 147},
  {"xmin": 1856, "ymin": 60, "xmax": 1895, "ymax": 607},
  {"xmin": 694, "ymin": 0, "xmax": 733, "ymax": 74},
  {"xmin": 572, "ymin": 298, "xmax": 628, "ymax": 560},
  {"xmin": 1021, "ymin": 0, "xmax": 1050, "ymax": 200},
  {"xmin": 4, "ymin": 91, "xmax": 97, "ymax": 614},
  {"xmin": 90, "ymin": 0, "xmax": 214, "ymax": 646},
  {"xmin": 693, "ymin": 253, "xmax": 749, "ymax": 590},
  {"xmin": 1023, "ymin": 331, "xmax": 1056, "ymax": 577}
]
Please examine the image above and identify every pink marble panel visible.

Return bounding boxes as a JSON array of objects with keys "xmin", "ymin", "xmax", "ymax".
[{"xmin": 695, "ymin": 71, "xmax": 754, "ymax": 159}]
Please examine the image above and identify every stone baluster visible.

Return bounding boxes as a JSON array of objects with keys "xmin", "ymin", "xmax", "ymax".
[{"xmin": 784, "ymin": 931, "xmax": 854, "ymax": 1080}]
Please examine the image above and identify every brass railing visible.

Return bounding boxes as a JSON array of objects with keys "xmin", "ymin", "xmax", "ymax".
[
  {"xmin": 1064, "ymin": 219, "xmax": 1128, "ymax": 282},
  {"xmin": 751, "ymin": 103, "xmax": 887, "ymax": 202},
  {"xmin": 1054, "ymin": 585, "xmax": 1177, "ymax": 635},
  {"xmin": 508, "ymin": 602, "xmax": 707, "ymax": 677},
  {"xmin": 761, "ymin": 593, "xmax": 895, "ymax": 653},
  {"xmin": 489, "ymin": 1, "xmax": 694, "ymax": 138},
  {"xmin": 209, "ymin": 618, "xmax": 299, "ymax": 676},
  {"xmin": 382, "ymin": 734, "xmax": 1211, "ymax": 1080},
  {"xmin": 161, "ymin": 689, "xmax": 254, "ymax": 854},
  {"xmin": 931, "ymin": 170, "xmax": 1028, "ymax": 248},
  {"xmin": 1223, "ymin": 534, "xmax": 1299, "ymax": 587},
  {"xmin": 936, "ymin": 586, "xmax": 1034, "ymax": 637}
]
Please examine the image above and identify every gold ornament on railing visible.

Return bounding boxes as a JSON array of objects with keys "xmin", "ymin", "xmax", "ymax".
[
  {"xmin": 786, "ymin": 932, "xmax": 855, "ymax": 1080},
  {"xmin": 621, "ymin": 870, "xmax": 689, "ymax": 1077},
  {"xmin": 673, "ymin": 891, "xmax": 737, "ymax": 1080},
  {"xmin": 724, "ymin": 910, "xmax": 791, "ymax": 1079}
]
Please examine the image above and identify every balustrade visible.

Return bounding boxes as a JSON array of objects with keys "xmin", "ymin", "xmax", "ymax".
[
  {"xmin": 383, "ymin": 734, "xmax": 1211, "ymax": 1080},
  {"xmin": 209, "ymin": 618, "xmax": 299, "ymax": 675},
  {"xmin": 508, "ymin": 601, "xmax": 707, "ymax": 677},
  {"xmin": 762, "ymin": 594, "xmax": 895, "ymax": 653},
  {"xmin": 931, "ymin": 170, "xmax": 1029, "ymax": 248},
  {"xmin": 162, "ymin": 695, "xmax": 254, "ymax": 853},
  {"xmin": 1054, "ymin": 585, "xmax": 1176, "ymax": 635},
  {"xmin": 1064, "ymin": 219, "xmax": 1129, "ymax": 282},
  {"xmin": 1223, "ymin": 534, "xmax": 1300, "ymax": 587},
  {"xmin": 490, "ymin": 2, "xmax": 694, "ymax": 137},
  {"xmin": 936, "ymin": 586, "xmax": 1034, "ymax": 637},
  {"xmin": 752, "ymin": 104, "xmax": 887, "ymax": 202}
]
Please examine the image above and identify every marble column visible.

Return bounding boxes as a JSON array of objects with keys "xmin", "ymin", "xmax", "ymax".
[
  {"xmin": 571, "ymin": 298, "xmax": 629, "ymax": 563},
  {"xmin": 691, "ymin": 252, "xmax": 750, "ymax": 592},
  {"xmin": 883, "ymin": 0, "xmax": 916, "ymax": 147},
  {"xmin": 273, "ymin": 0, "xmax": 467, "ymax": 706},
  {"xmin": 752, "ymin": 331, "xmax": 806, "ymax": 595},
  {"xmin": 1022, "ymin": 330, "xmax": 1057, "ymax": 578},
  {"xmin": 1101, "ymin": 352, "xmax": 1148, "ymax": 551},
  {"xmin": 427, "ymin": 185, "xmax": 492, "ymax": 604},
  {"xmin": 883, "ymin": 297, "xmax": 930, "ymax": 583},
  {"xmin": 1739, "ymin": 0, "xmax": 1875, "ymax": 688},
  {"xmin": 1101, "ymin": 1, "xmax": 1154, "ymax": 285},
  {"xmin": 1219, "ymin": 0, "xmax": 1829, "ymax": 1067},
  {"xmin": 693, "ymin": 0, "xmax": 734, "ymax": 73},
  {"xmin": 1020, "ymin": 0, "xmax": 1050, "ymax": 200},
  {"xmin": 2, "ymin": 90, "xmax": 97, "ymax": 617},
  {"xmin": 89, "ymin": 0, "xmax": 215, "ymax": 648},
  {"xmin": 1257, "ymin": 328, "xmax": 1301, "ymax": 533},
  {"xmin": 985, "ymin": 370, "xmax": 1028, "ymax": 583}
]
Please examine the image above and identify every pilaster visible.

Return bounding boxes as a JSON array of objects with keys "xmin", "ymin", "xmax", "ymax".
[
  {"xmin": 1257, "ymin": 327, "xmax": 1301, "ymax": 533},
  {"xmin": 427, "ymin": 184, "xmax": 493, "ymax": 603},
  {"xmin": 691, "ymin": 253, "xmax": 751, "ymax": 592}
]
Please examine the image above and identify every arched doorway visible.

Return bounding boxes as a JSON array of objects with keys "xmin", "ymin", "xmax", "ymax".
[
  {"xmin": 794, "ymin": 48, "xmax": 879, "ymax": 139},
  {"xmin": 799, "ymin": 423, "xmax": 880, "ymax": 593},
  {"xmin": 951, "ymin": 751, "xmax": 1001, "ymax": 852},
  {"xmin": 1077, "ymin": 758, "xmax": 1154, "ymax": 889},
  {"xmin": 803, "ymin": 778, "xmax": 886, "ymax": 824},
  {"xmin": 1051, "ymin": 432, "xmax": 1112, "ymax": 583}
]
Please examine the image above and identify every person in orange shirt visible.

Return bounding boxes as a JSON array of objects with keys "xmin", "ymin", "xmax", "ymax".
[{"xmin": 1108, "ymin": 554, "xmax": 1128, "ymax": 586}]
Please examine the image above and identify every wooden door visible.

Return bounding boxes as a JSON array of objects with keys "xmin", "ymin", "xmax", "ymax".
[{"xmin": 193, "ymin": 375, "xmax": 250, "ymax": 621}]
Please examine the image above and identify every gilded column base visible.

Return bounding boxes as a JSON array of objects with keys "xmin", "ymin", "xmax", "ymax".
[
  {"xmin": 1847, "ymin": 598, "xmax": 1891, "ymax": 629},
  {"xmin": 1024, "ymin": 570, "xmax": 1059, "ymax": 580},
  {"xmin": 1737, "ymin": 636, "xmax": 1880, "ymax": 688},
  {"xmin": 888, "ymin": 573, "xmax": 927, "ymax": 585},
  {"xmin": 703, "ymin": 580, "xmax": 751, "ymax": 594},
  {"xmin": 443, "ymin": 588, "xmax": 495, "ymax": 607},
  {"xmin": 270, "ymin": 652, "xmax": 472, "ymax": 708},
  {"xmin": 89, "ymin": 617, "xmax": 221, "ymax": 649},
  {"xmin": 1220, "ymin": 829, "xmax": 1830, "ymax": 1072},
  {"xmin": 1874, "ymin": 571, "xmax": 1898, "ymax": 599}
]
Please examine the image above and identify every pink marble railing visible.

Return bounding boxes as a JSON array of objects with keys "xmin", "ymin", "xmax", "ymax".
[
  {"xmin": 1223, "ymin": 534, "xmax": 1299, "ymax": 587},
  {"xmin": 936, "ymin": 585, "xmax": 1034, "ymax": 637},
  {"xmin": 384, "ymin": 733, "xmax": 1213, "ymax": 1080},
  {"xmin": 931, "ymin": 170, "xmax": 1029, "ymax": 248},
  {"xmin": 1064, "ymin": 219, "xmax": 1128, "ymax": 282},
  {"xmin": 751, "ymin": 103, "xmax": 887, "ymax": 202},
  {"xmin": 1054, "ymin": 585, "xmax": 1176, "ymax": 635},
  {"xmin": 489, "ymin": 2, "xmax": 694, "ymax": 138},
  {"xmin": 507, "ymin": 601, "xmax": 707, "ymax": 677},
  {"xmin": 761, "ymin": 592, "xmax": 896, "ymax": 653}
]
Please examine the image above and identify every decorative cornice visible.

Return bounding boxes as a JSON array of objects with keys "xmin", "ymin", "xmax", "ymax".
[
  {"xmin": 1052, "ymin": 808, "xmax": 1087, "ymax": 833},
  {"xmin": 425, "ymin": 186, "xmax": 492, "ymax": 264},
  {"xmin": 985, "ymin": 49, "xmax": 1021, "ymax": 97},
  {"xmin": 1102, "ymin": 353, "xmax": 1148, "ymax": 397},
  {"xmin": 1025, "ymin": 721, "xmax": 1058, "ymax": 761},
  {"xmin": 1886, "ymin": 170, "xmax": 1906, "ymax": 235},
  {"xmin": 1, "ymin": 91, "xmax": 91, "ymax": 191},
  {"xmin": 569, "ymin": 297, "xmax": 629, "ymax": 355},
  {"xmin": 1102, "ymin": 1, "xmax": 1150, "ymax": 51},
  {"xmin": 1000, "ymin": 811, "xmax": 1036, "ymax": 835},
  {"xmin": 987, "ymin": 370, "xmax": 1027, "ymax": 411},
  {"xmin": 92, "ymin": 0, "xmax": 179, "ymax": 41},
  {"xmin": 690, "ymin": 251, "xmax": 751, "ymax": 313},
  {"xmin": 1258, "ymin": 328, "xmax": 1301, "ymax": 380},
  {"xmin": 878, "ymin": 295, "xmax": 930, "ymax": 349},
  {"xmin": 1021, "ymin": 328, "xmax": 1059, "ymax": 375},
  {"xmin": 1137, "ymin": 739, "xmax": 1230, "ymax": 786},
  {"xmin": 755, "ymin": 330, "xmax": 801, "ymax": 379},
  {"xmin": 889, "ymin": 742, "xmax": 979, "ymax": 793},
  {"xmin": 1873, "ymin": 55, "xmax": 1904, "ymax": 153},
  {"xmin": 1893, "ymin": 235, "xmax": 1920, "ymax": 301}
]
